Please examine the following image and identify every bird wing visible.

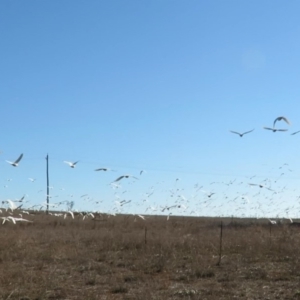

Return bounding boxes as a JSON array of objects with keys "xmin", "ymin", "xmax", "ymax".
[
  {"xmin": 243, "ymin": 129, "xmax": 255, "ymax": 135},
  {"xmin": 263, "ymin": 127, "xmax": 273, "ymax": 131},
  {"xmin": 282, "ymin": 116, "xmax": 291, "ymax": 125},
  {"xmin": 1, "ymin": 217, "xmax": 8, "ymax": 224},
  {"xmin": 112, "ymin": 176, "xmax": 124, "ymax": 183},
  {"xmin": 291, "ymin": 130, "xmax": 300, "ymax": 135},
  {"xmin": 14, "ymin": 218, "xmax": 32, "ymax": 222},
  {"xmin": 7, "ymin": 199, "xmax": 17, "ymax": 210},
  {"xmin": 277, "ymin": 129, "xmax": 288, "ymax": 132},
  {"xmin": 8, "ymin": 216, "xmax": 16, "ymax": 224},
  {"xmin": 14, "ymin": 153, "xmax": 23, "ymax": 164},
  {"xmin": 230, "ymin": 131, "xmax": 241, "ymax": 135}
]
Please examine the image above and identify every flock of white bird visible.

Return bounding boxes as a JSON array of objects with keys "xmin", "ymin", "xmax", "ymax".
[
  {"xmin": 1, "ymin": 151, "xmax": 147, "ymax": 224},
  {"xmin": 1, "ymin": 115, "xmax": 299, "ymax": 225}
]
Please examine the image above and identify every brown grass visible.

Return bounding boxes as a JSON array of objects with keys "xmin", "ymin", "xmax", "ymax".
[{"xmin": 0, "ymin": 213, "xmax": 300, "ymax": 299}]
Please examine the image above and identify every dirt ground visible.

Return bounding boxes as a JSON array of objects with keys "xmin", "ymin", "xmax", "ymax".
[{"xmin": 1, "ymin": 212, "xmax": 300, "ymax": 299}]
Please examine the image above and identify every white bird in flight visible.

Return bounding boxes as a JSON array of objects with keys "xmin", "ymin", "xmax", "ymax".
[
  {"xmin": 6, "ymin": 153, "xmax": 23, "ymax": 167},
  {"xmin": 200, "ymin": 190, "xmax": 215, "ymax": 198},
  {"xmin": 273, "ymin": 116, "xmax": 290, "ymax": 128},
  {"xmin": 268, "ymin": 218, "xmax": 277, "ymax": 225},
  {"xmin": 95, "ymin": 167, "xmax": 115, "ymax": 171},
  {"xmin": 64, "ymin": 211, "xmax": 74, "ymax": 219},
  {"xmin": 111, "ymin": 175, "xmax": 138, "ymax": 183},
  {"xmin": 263, "ymin": 127, "xmax": 288, "ymax": 133},
  {"xmin": 64, "ymin": 161, "xmax": 79, "ymax": 168},
  {"xmin": 2, "ymin": 199, "xmax": 20, "ymax": 211},
  {"xmin": 248, "ymin": 183, "xmax": 276, "ymax": 192},
  {"xmin": 229, "ymin": 129, "xmax": 254, "ymax": 137}
]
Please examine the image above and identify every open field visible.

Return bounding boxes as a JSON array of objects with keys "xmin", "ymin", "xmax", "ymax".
[{"xmin": 1, "ymin": 213, "xmax": 300, "ymax": 299}]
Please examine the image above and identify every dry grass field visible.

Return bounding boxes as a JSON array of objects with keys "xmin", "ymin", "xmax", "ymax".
[{"xmin": 1, "ymin": 213, "xmax": 300, "ymax": 300}]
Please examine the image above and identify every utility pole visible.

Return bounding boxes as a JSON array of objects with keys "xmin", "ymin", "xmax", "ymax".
[{"xmin": 46, "ymin": 154, "xmax": 49, "ymax": 214}]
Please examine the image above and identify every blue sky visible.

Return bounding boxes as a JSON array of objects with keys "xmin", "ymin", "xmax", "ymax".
[{"xmin": 1, "ymin": 1, "xmax": 300, "ymax": 218}]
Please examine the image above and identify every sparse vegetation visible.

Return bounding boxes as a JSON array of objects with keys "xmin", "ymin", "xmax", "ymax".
[{"xmin": 0, "ymin": 213, "xmax": 299, "ymax": 299}]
